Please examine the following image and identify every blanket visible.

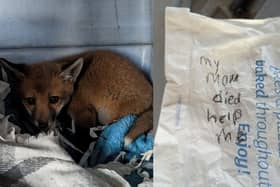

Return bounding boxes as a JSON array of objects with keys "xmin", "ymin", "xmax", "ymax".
[{"xmin": 0, "ymin": 130, "xmax": 130, "ymax": 187}]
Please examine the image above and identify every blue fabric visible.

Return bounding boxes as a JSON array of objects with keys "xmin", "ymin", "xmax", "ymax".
[
  {"xmin": 88, "ymin": 115, "xmax": 136, "ymax": 166},
  {"xmin": 124, "ymin": 157, "xmax": 153, "ymax": 187},
  {"xmin": 88, "ymin": 114, "xmax": 154, "ymax": 167},
  {"xmin": 124, "ymin": 134, "xmax": 154, "ymax": 161}
]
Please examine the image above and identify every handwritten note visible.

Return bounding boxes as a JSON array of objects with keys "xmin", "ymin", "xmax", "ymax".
[{"xmin": 200, "ymin": 56, "xmax": 241, "ymax": 144}]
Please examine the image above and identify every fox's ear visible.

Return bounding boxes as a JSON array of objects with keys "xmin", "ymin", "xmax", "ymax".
[
  {"xmin": 60, "ymin": 58, "xmax": 83, "ymax": 82},
  {"xmin": 0, "ymin": 58, "xmax": 25, "ymax": 80}
]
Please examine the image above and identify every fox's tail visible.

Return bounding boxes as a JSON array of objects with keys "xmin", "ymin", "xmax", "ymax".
[{"xmin": 124, "ymin": 106, "xmax": 153, "ymax": 146}]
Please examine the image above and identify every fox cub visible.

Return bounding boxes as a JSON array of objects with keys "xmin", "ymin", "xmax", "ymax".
[{"xmin": 0, "ymin": 50, "xmax": 153, "ymax": 145}]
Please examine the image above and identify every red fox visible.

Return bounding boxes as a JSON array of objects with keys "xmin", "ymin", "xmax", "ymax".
[{"xmin": 0, "ymin": 50, "xmax": 153, "ymax": 145}]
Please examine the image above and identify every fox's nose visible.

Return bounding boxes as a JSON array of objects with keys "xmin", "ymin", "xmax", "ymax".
[{"xmin": 38, "ymin": 120, "xmax": 48, "ymax": 130}]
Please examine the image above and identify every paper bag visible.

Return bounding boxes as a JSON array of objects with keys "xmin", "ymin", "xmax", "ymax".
[{"xmin": 154, "ymin": 7, "xmax": 280, "ymax": 187}]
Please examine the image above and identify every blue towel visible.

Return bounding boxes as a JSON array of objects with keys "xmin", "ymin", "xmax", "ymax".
[
  {"xmin": 88, "ymin": 115, "xmax": 153, "ymax": 167},
  {"xmin": 124, "ymin": 134, "xmax": 154, "ymax": 161}
]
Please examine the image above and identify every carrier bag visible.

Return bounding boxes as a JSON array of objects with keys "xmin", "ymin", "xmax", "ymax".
[{"xmin": 154, "ymin": 7, "xmax": 280, "ymax": 187}]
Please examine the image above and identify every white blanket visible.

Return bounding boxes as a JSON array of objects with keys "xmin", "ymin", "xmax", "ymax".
[{"xmin": 0, "ymin": 126, "xmax": 132, "ymax": 187}]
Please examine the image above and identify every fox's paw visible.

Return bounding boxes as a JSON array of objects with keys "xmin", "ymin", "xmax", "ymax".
[{"xmin": 124, "ymin": 136, "xmax": 133, "ymax": 147}]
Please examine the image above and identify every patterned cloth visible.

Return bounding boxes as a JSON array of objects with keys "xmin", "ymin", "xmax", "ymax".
[{"xmin": 0, "ymin": 126, "xmax": 153, "ymax": 187}]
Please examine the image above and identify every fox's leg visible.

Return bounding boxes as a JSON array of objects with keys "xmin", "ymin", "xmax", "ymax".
[
  {"xmin": 124, "ymin": 108, "xmax": 153, "ymax": 146},
  {"xmin": 68, "ymin": 99, "xmax": 97, "ymax": 129}
]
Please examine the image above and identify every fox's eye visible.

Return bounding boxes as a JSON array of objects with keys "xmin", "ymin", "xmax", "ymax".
[
  {"xmin": 24, "ymin": 97, "xmax": 36, "ymax": 105},
  {"xmin": 49, "ymin": 96, "xmax": 59, "ymax": 104}
]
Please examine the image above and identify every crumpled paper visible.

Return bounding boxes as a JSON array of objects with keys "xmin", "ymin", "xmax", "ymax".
[
  {"xmin": 0, "ymin": 80, "xmax": 30, "ymax": 144},
  {"xmin": 155, "ymin": 7, "xmax": 280, "ymax": 187}
]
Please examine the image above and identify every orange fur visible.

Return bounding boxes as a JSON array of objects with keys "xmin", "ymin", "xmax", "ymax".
[{"xmin": 1, "ymin": 50, "xmax": 153, "ymax": 143}]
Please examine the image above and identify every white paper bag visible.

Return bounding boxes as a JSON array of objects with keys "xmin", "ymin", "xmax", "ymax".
[{"xmin": 154, "ymin": 7, "xmax": 280, "ymax": 187}]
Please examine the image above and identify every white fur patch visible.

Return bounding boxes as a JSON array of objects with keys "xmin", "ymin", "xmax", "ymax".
[
  {"xmin": 56, "ymin": 97, "xmax": 70, "ymax": 115},
  {"xmin": 124, "ymin": 136, "xmax": 133, "ymax": 147},
  {"xmin": 97, "ymin": 107, "xmax": 110, "ymax": 125},
  {"xmin": 70, "ymin": 119, "xmax": 76, "ymax": 134},
  {"xmin": 48, "ymin": 121, "xmax": 56, "ymax": 131},
  {"xmin": 34, "ymin": 121, "xmax": 39, "ymax": 127},
  {"xmin": 23, "ymin": 103, "xmax": 32, "ymax": 116}
]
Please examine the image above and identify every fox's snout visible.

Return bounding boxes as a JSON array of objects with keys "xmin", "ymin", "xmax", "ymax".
[
  {"xmin": 33, "ymin": 107, "xmax": 52, "ymax": 130},
  {"xmin": 37, "ymin": 121, "xmax": 49, "ymax": 131},
  {"xmin": 34, "ymin": 107, "xmax": 50, "ymax": 123}
]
